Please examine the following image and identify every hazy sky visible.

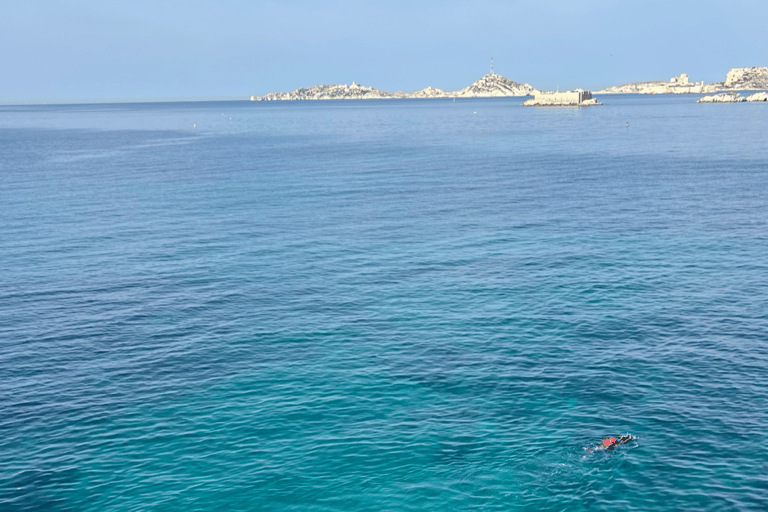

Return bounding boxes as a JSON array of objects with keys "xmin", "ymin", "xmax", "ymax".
[{"xmin": 2, "ymin": 0, "xmax": 766, "ymax": 101}]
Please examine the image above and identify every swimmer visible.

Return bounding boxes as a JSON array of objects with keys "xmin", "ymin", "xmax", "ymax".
[
  {"xmin": 601, "ymin": 434, "xmax": 635, "ymax": 449},
  {"xmin": 582, "ymin": 434, "xmax": 638, "ymax": 457}
]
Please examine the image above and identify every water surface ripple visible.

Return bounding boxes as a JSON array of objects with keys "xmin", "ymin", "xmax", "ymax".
[{"xmin": 1, "ymin": 97, "xmax": 767, "ymax": 511}]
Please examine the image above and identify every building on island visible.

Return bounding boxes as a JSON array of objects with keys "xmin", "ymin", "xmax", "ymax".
[
  {"xmin": 638, "ymin": 73, "xmax": 706, "ymax": 94},
  {"xmin": 521, "ymin": 90, "xmax": 600, "ymax": 107}
]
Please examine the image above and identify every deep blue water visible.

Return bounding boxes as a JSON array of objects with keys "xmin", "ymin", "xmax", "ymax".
[{"xmin": 1, "ymin": 96, "xmax": 767, "ymax": 511}]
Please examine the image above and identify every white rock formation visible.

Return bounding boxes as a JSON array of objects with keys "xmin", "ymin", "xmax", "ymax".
[
  {"xmin": 250, "ymin": 73, "xmax": 537, "ymax": 101},
  {"xmin": 698, "ymin": 91, "xmax": 768, "ymax": 103},
  {"xmin": 697, "ymin": 92, "xmax": 746, "ymax": 103},
  {"xmin": 251, "ymin": 81, "xmax": 408, "ymax": 101},
  {"xmin": 746, "ymin": 92, "xmax": 768, "ymax": 102},
  {"xmin": 724, "ymin": 67, "xmax": 768, "ymax": 90},
  {"xmin": 410, "ymin": 86, "xmax": 449, "ymax": 98},
  {"xmin": 453, "ymin": 73, "xmax": 538, "ymax": 97}
]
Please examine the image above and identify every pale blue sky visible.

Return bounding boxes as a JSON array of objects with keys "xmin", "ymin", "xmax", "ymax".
[{"xmin": 2, "ymin": 0, "xmax": 766, "ymax": 101}]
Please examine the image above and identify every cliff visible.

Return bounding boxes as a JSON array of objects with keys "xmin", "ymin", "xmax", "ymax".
[
  {"xmin": 724, "ymin": 67, "xmax": 768, "ymax": 90},
  {"xmin": 250, "ymin": 73, "xmax": 537, "ymax": 101}
]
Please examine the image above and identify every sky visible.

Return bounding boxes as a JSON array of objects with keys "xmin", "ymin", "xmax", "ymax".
[{"xmin": 2, "ymin": 0, "xmax": 767, "ymax": 102}]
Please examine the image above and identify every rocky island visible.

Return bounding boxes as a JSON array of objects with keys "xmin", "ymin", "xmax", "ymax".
[
  {"xmin": 724, "ymin": 67, "xmax": 768, "ymax": 89},
  {"xmin": 251, "ymin": 81, "xmax": 405, "ymax": 101},
  {"xmin": 249, "ymin": 67, "xmax": 767, "ymax": 103},
  {"xmin": 697, "ymin": 92, "xmax": 768, "ymax": 103},
  {"xmin": 451, "ymin": 73, "xmax": 537, "ymax": 98},
  {"xmin": 250, "ymin": 73, "xmax": 538, "ymax": 101},
  {"xmin": 597, "ymin": 73, "xmax": 718, "ymax": 95},
  {"xmin": 597, "ymin": 68, "xmax": 768, "ymax": 95},
  {"xmin": 522, "ymin": 90, "xmax": 601, "ymax": 107}
]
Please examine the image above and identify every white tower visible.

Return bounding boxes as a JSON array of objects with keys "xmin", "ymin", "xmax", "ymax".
[{"xmin": 491, "ymin": 57, "xmax": 494, "ymax": 75}]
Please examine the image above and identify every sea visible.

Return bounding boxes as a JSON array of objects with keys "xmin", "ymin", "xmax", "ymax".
[{"xmin": 1, "ymin": 95, "xmax": 767, "ymax": 511}]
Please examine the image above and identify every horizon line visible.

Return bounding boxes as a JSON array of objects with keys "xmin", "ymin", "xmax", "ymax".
[{"xmin": 0, "ymin": 95, "xmax": 249, "ymax": 106}]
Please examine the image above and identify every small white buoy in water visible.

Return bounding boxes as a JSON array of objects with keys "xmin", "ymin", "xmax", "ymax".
[{"xmin": 193, "ymin": 123, "xmax": 196, "ymax": 128}]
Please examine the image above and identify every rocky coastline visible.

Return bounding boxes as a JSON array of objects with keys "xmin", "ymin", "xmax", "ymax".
[
  {"xmin": 597, "ymin": 73, "xmax": 721, "ymax": 95},
  {"xmin": 724, "ymin": 67, "xmax": 768, "ymax": 90},
  {"xmin": 697, "ymin": 92, "xmax": 768, "ymax": 103},
  {"xmin": 250, "ymin": 67, "xmax": 767, "ymax": 102},
  {"xmin": 597, "ymin": 68, "xmax": 768, "ymax": 95},
  {"xmin": 250, "ymin": 73, "xmax": 537, "ymax": 101},
  {"xmin": 251, "ymin": 82, "xmax": 407, "ymax": 101}
]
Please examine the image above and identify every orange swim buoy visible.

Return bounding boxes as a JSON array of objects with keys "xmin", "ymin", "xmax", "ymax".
[{"xmin": 603, "ymin": 437, "xmax": 617, "ymax": 447}]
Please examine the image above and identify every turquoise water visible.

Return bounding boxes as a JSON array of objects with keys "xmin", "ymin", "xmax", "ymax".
[{"xmin": 1, "ymin": 96, "xmax": 767, "ymax": 511}]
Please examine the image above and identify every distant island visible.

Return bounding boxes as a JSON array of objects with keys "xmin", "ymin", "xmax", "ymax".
[
  {"xmin": 596, "ymin": 73, "xmax": 714, "ymax": 95},
  {"xmin": 250, "ymin": 73, "xmax": 537, "ymax": 101},
  {"xmin": 697, "ymin": 92, "xmax": 768, "ymax": 103},
  {"xmin": 597, "ymin": 68, "xmax": 768, "ymax": 95},
  {"xmin": 250, "ymin": 67, "xmax": 768, "ymax": 101},
  {"xmin": 522, "ymin": 90, "xmax": 601, "ymax": 107}
]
